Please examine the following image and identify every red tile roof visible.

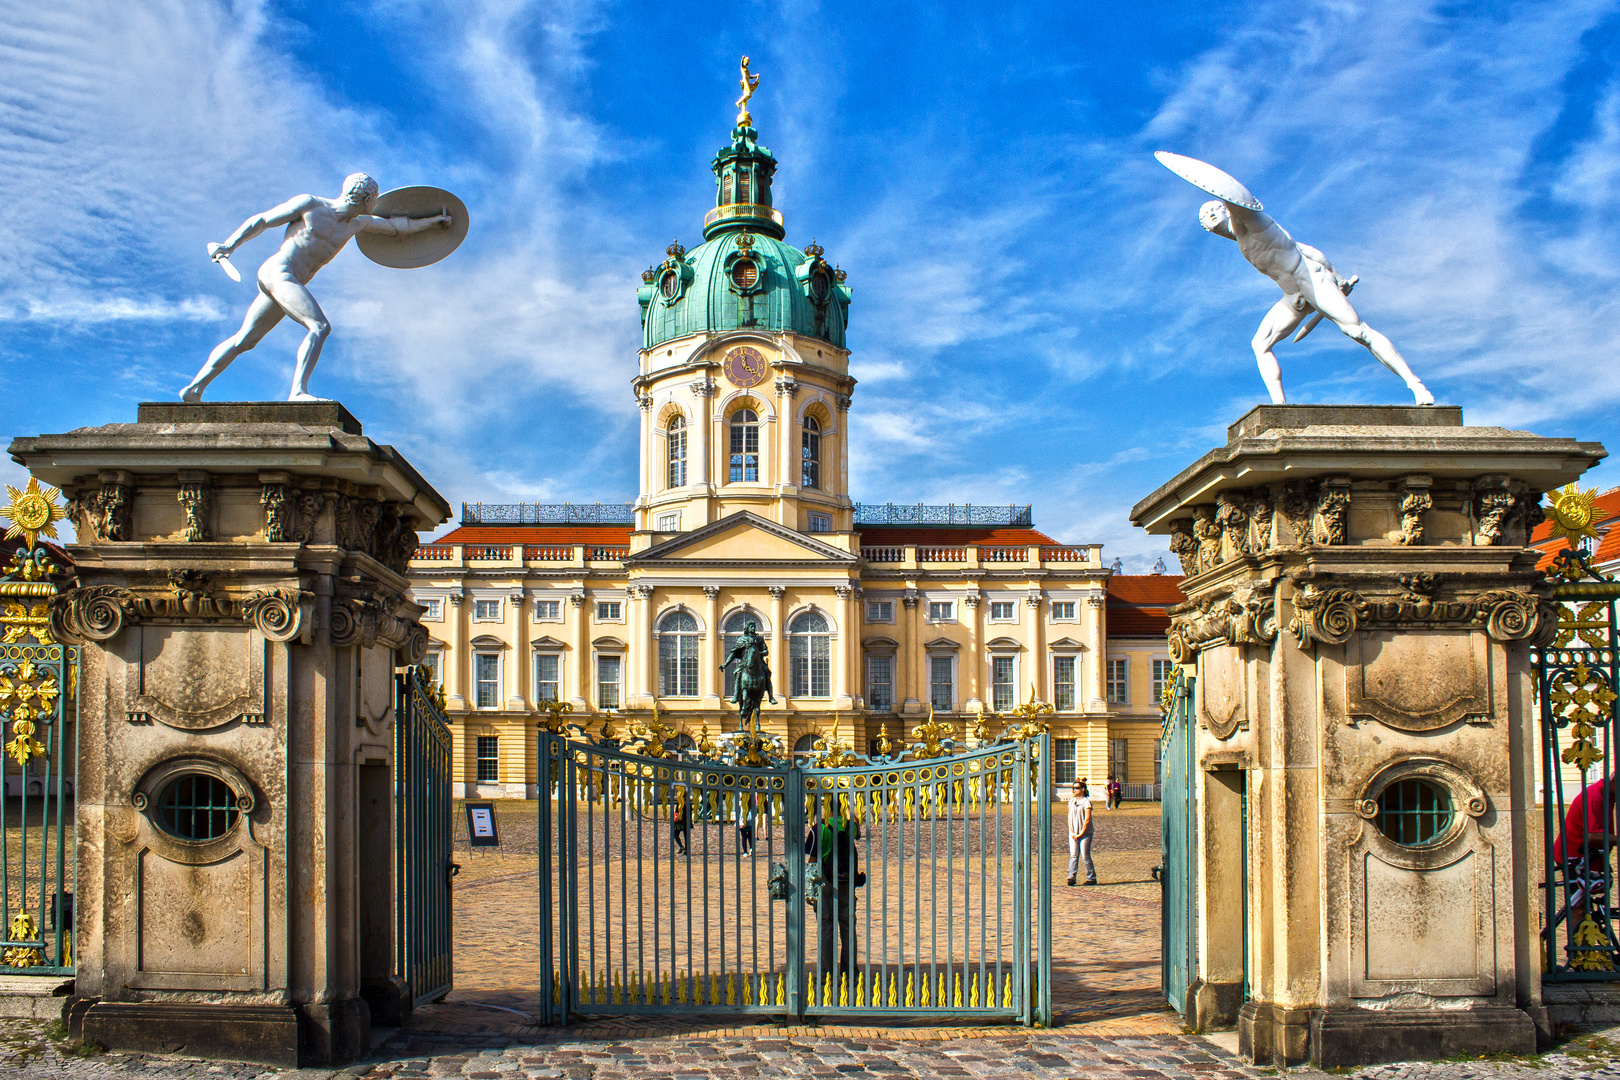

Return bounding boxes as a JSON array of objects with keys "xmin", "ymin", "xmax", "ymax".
[
  {"xmin": 1529, "ymin": 486, "xmax": 1620, "ymax": 570},
  {"xmin": 855, "ymin": 527, "xmax": 1059, "ymax": 545},
  {"xmin": 1108, "ymin": 609, "xmax": 1172, "ymax": 636},
  {"xmin": 1107, "ymin": 574, "xmax": 1187, "ymax": 605},
  {"xmin": 429, "ymin": 525, "xmax": 633, "ymax": 545}
]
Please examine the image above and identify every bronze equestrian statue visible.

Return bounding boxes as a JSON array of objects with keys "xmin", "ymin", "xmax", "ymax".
[{"xmin": 720, "ymin": 619, "xmax": 776, "ymax": 735}]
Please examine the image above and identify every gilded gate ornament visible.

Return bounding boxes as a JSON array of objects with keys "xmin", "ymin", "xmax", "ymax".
[
  {"xmin": 1, "ymin": 477, "xmax": 65, "ymax": 549},
  {"xmin": 1546, "ymin": 483, "xmax": 1601, "ymax": 549},
  {"xmin": 1549, "ymin": 661, "xmax": 1614, "ymax": 773}
]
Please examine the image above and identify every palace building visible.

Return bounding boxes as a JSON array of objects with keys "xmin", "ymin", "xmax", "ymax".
[{"xmin": 406, "ymin": 85, "xmax": 1181, "ymax": 798}]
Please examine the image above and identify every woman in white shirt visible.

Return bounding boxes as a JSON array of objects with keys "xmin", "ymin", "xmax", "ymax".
[{"xmin": 1067, "ymin": 780, "xmax": 1096, "ymax": 886}]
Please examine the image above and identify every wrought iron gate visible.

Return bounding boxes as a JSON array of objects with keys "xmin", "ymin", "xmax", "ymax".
[
  {"xmin": 1536, "ymin": 541, "xmax": 1620, "ymax": 979},
  {"xmin": 1159, "ymin": 666, "xmax": 1196, "ymax": 1012},
  {"xmin": 396, "ymin": 666, "xmax": 455, "ymax": 1006},
  {"xmin": 0, "ymin": 515, "xmax": 77, "ymax": 975},
  {"xmin": 539, "ymin": 725, "xmax": 1051, "ymax": 1024}
]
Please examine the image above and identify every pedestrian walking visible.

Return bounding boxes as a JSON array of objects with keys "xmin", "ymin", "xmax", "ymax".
[
  {"xmin": 1067, "ymin": 780, "xmax": 1096, "ymax": 886},
  {"xmin": 738, "ymin": 793, "xmax": 757, "ymax": 855},
  {"xmin": 672, "ymin": 788, "xmax": 691, "ymax": 855},
  {"xmin": 1106, "ymin": 776, "xmax": 1122, "ymax": 810}
]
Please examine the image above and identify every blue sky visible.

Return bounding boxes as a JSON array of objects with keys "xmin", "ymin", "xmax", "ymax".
[{"xmin": 3, "ymin": 1, "xmax": 1618, "ymax": 567}]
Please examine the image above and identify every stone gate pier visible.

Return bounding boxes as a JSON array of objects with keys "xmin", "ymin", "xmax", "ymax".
[
  {"xmin": 8, "ymin": 402, "xmax": 450, "ymax": 1067},
  {"xmin": 1131, "ymin": 405, "xmax": 1606, "ymax": 1067}
]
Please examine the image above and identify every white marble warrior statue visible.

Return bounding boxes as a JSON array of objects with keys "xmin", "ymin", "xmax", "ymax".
[
  {"xmin": 181, "ymin": 173, "xmax": 452, "ymax": 403},
  {"xmin": 1156, "ymin": 152, "xmax": 1433, "ymax": 406}
]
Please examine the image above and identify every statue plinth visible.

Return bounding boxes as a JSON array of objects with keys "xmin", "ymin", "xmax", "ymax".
[
  {"xmin": 1132, "ymin": 404, "xmax": 1605, "ymax": 1067},
  {"xmin": 8, "ymin": 402, "xmax": 450, "ymax": 1068}
]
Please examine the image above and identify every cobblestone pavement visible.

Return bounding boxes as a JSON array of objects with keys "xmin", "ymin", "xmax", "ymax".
[{"xmin": 7, "ymin": 806, "xmax": 1620, "ymax": 1079}]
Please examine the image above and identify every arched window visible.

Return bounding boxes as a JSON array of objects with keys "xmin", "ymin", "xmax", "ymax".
[
  {"xmin": 722, "ymin": 610, "xmax": 763, "ymax": 700},
  {"xmin": 736, "ymin": 167, "xmax": 752, "ymax": 204},
  {"xmin": 793, "ymin": 733, "xmax": 819, "ymax": 758},
  {"xmin": 789, "ymin": 611, "xmax": 831, "ymax": 698},
  {"xmin": 666, "ymin": 415, "xmax": 687, "ymax": 488},
  {"xmin": 729, "ymin": 408, "xmax": 760, "ymax": 482},
  {"xmin": 657, "ymin": 610, "xmax": 700, "ymax": 697},
  {"xmin": 801, "ymin": 415, "xmax": 821, "ymax": 490}
]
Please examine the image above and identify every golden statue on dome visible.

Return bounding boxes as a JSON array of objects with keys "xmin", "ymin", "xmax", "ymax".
[{"xmin": 736, "ymin": 55, "xmax": 760, "ymax": 125}]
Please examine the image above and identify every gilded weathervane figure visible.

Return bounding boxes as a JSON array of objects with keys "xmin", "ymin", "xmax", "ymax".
[
  {"xmin": 1155, "ymin": 151, "xmax": 1433, "ymax": 406},
  {"xmin": 736, "ymin": 55, "xmax": 760, "ymax": 125},
  {"xmin": 181, "ymin": 174, "xmax": 469, "ymax": 403}
]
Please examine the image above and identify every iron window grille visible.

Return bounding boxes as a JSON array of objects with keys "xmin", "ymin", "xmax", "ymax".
[
  {"xmin": 155, "ymin": 774, "xmax": 240, "ymax": 841},
  {"xmin": 476, "ymin": 736, "xmax": 499, "ymax": 782},
  {"xmin": 1376, "ymin": 779, "xmax": 1454, "ymax": 846},
  {"xmin": 1053, "ymin": 656, "xmax": 1076, "ymax": 712}
]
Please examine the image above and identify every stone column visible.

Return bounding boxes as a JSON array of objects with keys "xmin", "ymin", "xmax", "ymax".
[
  {"xmin": 1026, "ymin": 592, "xmax": 1046, "ymax": 703},
  {"xmin": 636, "ymin": 394, "xmax": 652, "ymax": 524},
  {"xmin": 508, "ymin": 590, "xmax": 527, "ymax": 709},
  {"xmin": 12, "ymin": 402, "xmax": 450, "ymax": 1068},
  {"xmin": 833, "ymin": 584, "xmax": 854, "ymax": 709},
  {"xmin": 775, "ymin": 377, "xmax": 798, "ymax": 525},
  {"xmin": 1130, "ymin": 404, "xmax": 1605, "ymax": 1068},
  {"xmin": 628, "ymin": 584, "xmax": 654, "ymax": 708},
  {"xmin": 691, "ymin": 379, "xmax": 715, "ymax": 504},
  {"xmin": 1086, "ymin": 593, "xmax": 1106, "ymax": 710},
  {"xmin": 769, "ymin": 586, "xmax": 787, "ymax": 708},
  {"xmin": 702, "ymin": 585, "xmax": 722, "ymax": 706},
  {"xmin": 900, "ymin": 589, "xmax": 922, "ymax": 715},
  {"xmin": 963, "ymin": 593, "xmax": 983, "ymax": 712},
  {"xmin": 569, "ymin": 592, "xmax": 589, "ymax": 710}
]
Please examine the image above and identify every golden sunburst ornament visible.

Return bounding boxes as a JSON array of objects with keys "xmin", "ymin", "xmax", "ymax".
[
  {"xmin": 1546, "ymin": 483, "xmax": 1601, "ymax": 548},
  {"xmin": 1, "ymin": 478, "xmax": 64, "ymax": 549}
]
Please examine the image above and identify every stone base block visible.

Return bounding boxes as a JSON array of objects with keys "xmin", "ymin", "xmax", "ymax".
[
  {"xmin": 1187, "ymin": 978, "xmax": 1243, "ymax": 1032},
  {"xmin": 0, "ymin": 975, "xmax": 73, "ymax": 1019},
  {"xmin": 1543, "ymin": 983, "xmax": 1620, "ymax": 1029},
  {"xmin": 1239, "ymin": 1001, "xmax": 1312, "ymax": 1066},
  {"xmin": 81, "ymin": 1002, "xmax": 301, "ymax": 1067},
  {"xmin": 361, "ymin": 974, "xmax": 413, "ymax": 1027},
  {"xmin": 1310, "ymin": 1006, "xmax": 1537, "ymax": 1067},
  {"xmin": 300, "ymin": 997, "xmax": 371, "ymax": 1065}
]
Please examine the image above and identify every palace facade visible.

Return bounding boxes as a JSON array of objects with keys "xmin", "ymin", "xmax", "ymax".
[{"xmin": 406, "ymin": 91, "xmax": 1182, "ymax": 798}]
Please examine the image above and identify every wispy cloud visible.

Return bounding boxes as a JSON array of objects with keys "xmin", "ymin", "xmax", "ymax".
[{"xmin": 0, "ymin": 296, "xmax": 226, "ymax": 323}]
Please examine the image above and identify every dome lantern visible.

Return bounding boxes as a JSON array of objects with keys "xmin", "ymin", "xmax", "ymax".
[{"xmin": 704, "ymin": 56, "xmax": 784, "ymax": 242}]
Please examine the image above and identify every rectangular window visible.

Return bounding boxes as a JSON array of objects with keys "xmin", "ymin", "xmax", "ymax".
[
  {"xmin": 597, "ymin": 655, "xmax": 621, "ymax": 710},
  {"xmin": 1051, "ymin": 601, "xmax": 1076, "ymax": 620},
  {"xmin": 1053, "ymin": 738, "xmax": 1078, "ymax": 786},
  {"xmin": 1107, "ymin": 659, "xmax": 1128, "ymax": 705},
  {"xmin": 929, "ymin": 655, "xmax": 954, "ymax": 711},
  {"xmin": 421, "ymin": 598, "xmax": 443, "ymax": 621},
  {"xmin": 1154, "ymin": 741, "xmax": 1162, "ymax": 786},
  {"xmin": 927, "ymin": 600, "xmax": 954, "ymax": 621},
  {"xmin": 1108, "ymin": 739, "xmax": 1129, "ymax": 785},
  {"xmin": 736, "ymin": 167, "xmax": 751, "ymax": 204},
  {"xmin": 866, "ymin": 654, "xmax": 893, "ymax": 711},
  {"xmin": 989, "ymin": 600, "xmax": 1015, "ymax": 621},
  {"xmin": 423, "ymin": 651, "xmax": 442, "ymax": 684},
  {"xmin": 991, "ymin": 656, "xmax": 1016, "ymax": 712},
  {"xmin": 476, "ymin": 736, "xmax": 499, "ymax": 783},
  {"xmin": 866, "ymin": 600, "xmax": 892, "ymax": 622},
  {"xmin": 1152, "ymin": 659, "xmax": 1173, "ymax": 702},
  {"xmin": 534, "ymin": 653, "xmax": 560, "ymax": 702},
  {"xmin": 474, "ymin": 653, "xmax": 500, "ymax": 709},
  {"xmin": 730, "ymin": 417, "xmax": 759, "ymax": 482},
  {"xmin": 659, "ymin": 632, "xmax": 700, "ymax": 696},
  {"xmin": 801, "ymin": 426, "xmax": 820, "ymax": 489},
  {"xmin": 473, "ymin": 599, "xmax": 501, "ymax": 622},
  {"xmin": 596, "ymin": 601, "xmax": 621, "ymax": 621},
  {"xmin": 791, "ymin": 634, "xmax": 831, "ymax": 697},
  {"xmin": 534, "ymin": 599, "xmax": 561, "ymax": 621},
  {"xmin": 656, "ymin": 511, "xmax": 680, "ymax": 532},
  {"xmin": 808, "ymin": 512, "xmax": 831, "ymax": 533},
  {"xmin": 667, "ymin": 427, "xmax": 686, "ymax": 488},
  {"xmin": 1053, "ymin": 655, "xmax": 1076, "ymax": 711}
]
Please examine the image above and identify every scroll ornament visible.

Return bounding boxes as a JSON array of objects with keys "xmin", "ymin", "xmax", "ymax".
[
  {"xmin": 1288, "ymin": 579, "xmax": 1552, "ymax": 648},
  {"xmin": 52, "ymin": 578, "xmax": 308, "ymax": 643},
  {"xmin": 330, "ymin": 595, "xmax": 425, "ymax": 653},
  {"xmin": 1167, "ymin": 587, "xmax": 1277, "ymax": 662}
]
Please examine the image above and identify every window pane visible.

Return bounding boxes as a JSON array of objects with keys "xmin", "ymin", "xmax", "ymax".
[
  {"xmin": 928, "ymin": 601, "xmax": 952, "ymax": 621},
  {"xmin": 475, "ymin": 654, "xmax": 500, "ymax": 708},
  {"xmin": 730, "ymin": 410, "xmax": 759, "ymax": 482},
  {"xmin": 1108, "ymin": 739, "xmax": 1129, "ymax": 784},
  {"xmin": 801, "ymin": 424, "xmax": 820, "ymax": 489},
  {"xmin": 667, "ymin": 424, "xmax": 686, "ymax": 488},
  {"xmin": 992, "ymin": 656, "xmax": 1015, "ymax": 711},
  {"xmin": 1107, "ymin": 659, "xmax": 1128, "ymax": 704},
  {"xmin": 867, "ymin": 654, "xmax": 893, "ymax": 711},
  {"xmin": 1053, "ymin": 738, "xmax": 1078, "ymax": 785},
  {"xmin": 476, "ymin": 736, "xmax": 499, "ymax": 782},
  {"xmin": 535, "ymin": 654, "xmax": 559, "ymax": 701},
  {"xmin": 598, "ymin": 655, "xmax": 621, "ymax": 710},
  {"xmin": 1152, "ymin": 659, "xmax": 1171, "ymax": 701},
  {"xmin": 930, "ymin": 655, "xmax": 953, "ymax": 710},
  {"xmin": 1053, "ymin": 656, "xmax": 1075, "ymax": 711}
]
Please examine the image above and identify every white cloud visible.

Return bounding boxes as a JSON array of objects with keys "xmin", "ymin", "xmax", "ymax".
[{"xmin": 0, "ymin": 296, "xmax": 226, "ymax": 323}]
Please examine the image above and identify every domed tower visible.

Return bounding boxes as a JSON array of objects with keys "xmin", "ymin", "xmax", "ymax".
[{"xmin": 633, "ymin": 58, "xmax": 855, "ymax": 546}]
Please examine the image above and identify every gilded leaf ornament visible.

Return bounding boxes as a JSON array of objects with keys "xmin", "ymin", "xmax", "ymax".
[
  {"xmin": 2, "ymin": 912, "xmax": 44, "ymax": 967},
  {"xmin": 1551, "ymin": 661, "xmax": 1614, "ymax": 773}
]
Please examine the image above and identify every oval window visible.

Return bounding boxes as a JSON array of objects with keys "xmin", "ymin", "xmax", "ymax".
[
  {"xmin": 731, "ymin": 259, "xmax": 759, "ymax": 290},
  {"xmin": 810, "ymin": 271, "xmax": 829, "ymax": 301},
  {"xmin": 1376, "ymin": 778, "xmax": 1453, "ymax": 846},
  {"xmin": 659, "ymin": 269, "xmax": 680, "ymax": 299},
  {"xmin": 156, "ymin": 773, "xmax": 241, "ymax": 841}
]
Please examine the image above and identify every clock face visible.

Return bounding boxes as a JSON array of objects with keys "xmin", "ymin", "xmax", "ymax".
[{"xmin": 723, "ymin": 346, "xmax": 768, "ymax": 389}]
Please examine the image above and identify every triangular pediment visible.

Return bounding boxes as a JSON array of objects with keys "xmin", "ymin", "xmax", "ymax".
[
  {"xmin": 631, "ymin": 511, "xmax": 858, "ymax": 565},
  {"xmin": 1048, "ymin": 636, "xmax": 1088, "ymax": 651}
]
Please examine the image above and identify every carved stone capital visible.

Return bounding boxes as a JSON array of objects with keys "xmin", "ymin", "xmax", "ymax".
[
  {"xmin": 703, "ymin": 585, "xmax": 721, "ymax": 600},
  {"xmin": 638, "ymin": 395, "xmax": 654, "ymax": 411},
  {"xmin": 568, "ymin": 593, "xmax": 586, "ymax": 608},
  {"xmin": 1397, "ymin": 475, "xmax": 1433, "ymax": 546},
  {"xmin": 1314, "ymin": 477, "xmax": 1352, "ymax": 545},
  {"xmin": 775, "ymin": 378, "xmax": 798, "ymax": 398},
  {"xmin": 261, "ymin": 483, "xmax": 294, "ymax": 542},
  {"xmin": 689, "ymin": 380, "xmax": 717, "ymax": 398},
  {"xmin": 1168, "ymin": 518, "xmax": 1198, "ymax": 577},
  {"xmin": 177, "ymin": 471, "xmax": 211, "ymax": 542},
  {"xmin": 835, "ymin": 394, "xmax": 852, "ymax": 412},
  {"xmin": 1473, "ymin": 476, "xmax": 1516, "ymax": 546},
  {"xmin": 1167, "ymin": 586, "xmax": 1276, "ymax": 663},
  {"xmin": 448, "ymin": 591, "xmax": 464, "ymax": 606},
  {"xmin": 833, "ymin": 585, "xmax": 853, "ymax": 600},
  {"xmin": 1192, "ymin": 505, "xmax": 1222, "ymax": 574},
  {"xmin": 962, "ymin": 593, "xmax": 981, "ymax": 609},
  {"xmin": 1025, "ymin": 593, "xmax": 1043, "ymax": 608},
  {"xmin": 1288, "ymin": 577, "xmax": 1553, "ymax": 649},
  {"xmin": 768, "ymin": 585, "xmax": 787, "ymax": 600}
]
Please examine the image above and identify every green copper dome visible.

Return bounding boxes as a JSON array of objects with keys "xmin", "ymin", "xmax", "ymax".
[{"xmin": 638, "ymin": 119, "xmax": 851, "ymax": 351}]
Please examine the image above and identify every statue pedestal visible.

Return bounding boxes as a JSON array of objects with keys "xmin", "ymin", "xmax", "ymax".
[
  {"xmin": 9, "ymin": 402, "xmax": 449, "ymax": 1067},
  {"xmin": 1132, "ymin": 405, "xmax": 1606, "ymax": 1068}
]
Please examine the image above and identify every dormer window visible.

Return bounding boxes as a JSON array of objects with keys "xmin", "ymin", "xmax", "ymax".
[
  {"xmin": 810, "ymin": 270, "xmax": 829, "ymax": 303},
  {"xmin": 659, "ymin": 269, "xmax": 680, "ymax": 299},
  {"xmin": 730, "ymin": 258, "xmax": 759, "ymax": 290}
]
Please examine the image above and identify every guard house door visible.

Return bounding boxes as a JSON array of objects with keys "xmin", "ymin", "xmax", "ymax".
[{"xmin": 1160, "ymin": 667, "xmax": 1197, "ymax": 1014}]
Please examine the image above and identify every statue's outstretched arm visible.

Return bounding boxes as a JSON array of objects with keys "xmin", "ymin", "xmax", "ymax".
[
  {"xmin": 356, "ymin": 211, "xmax": 452, "ymax": 237},
  {"xmin": 217, "ymin": 194, "xmax": 317, "ymax": 256}
]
